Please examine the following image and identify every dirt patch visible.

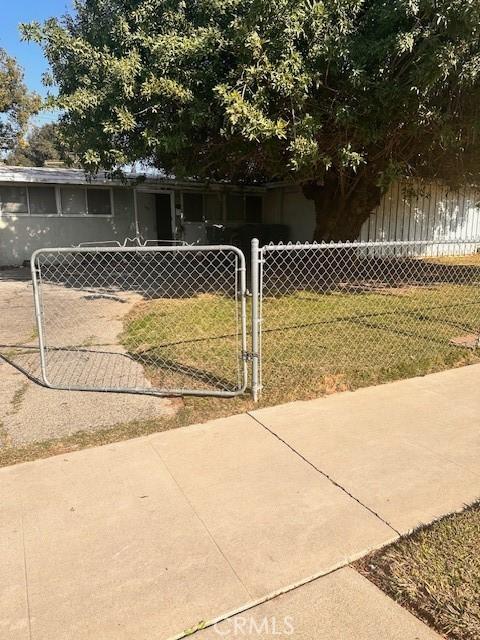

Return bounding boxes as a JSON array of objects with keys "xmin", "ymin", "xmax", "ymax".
[
  {"xmin": 0, "ymin": 420, "xmax": 12, "ymax": 448},
  {"xmin": 450, "ymin": 334, "xmax": 480, "ymax": 349},
  {"xmin": 0, "ymin": 272, "xmax": 38, "ymax": 346},
  {"xmin": 0, "ymin": 270, "xmax": 179, "ymax": 447},
  {"xmin": 337, "ymin": 282, "xmax": 438, "ymax": 296},
  {"xmin": 37, "ymin": 284, "xmax": 143, "ymax": 349},
  {"xmin": 11, "ymin": 381, "xmax": 28, "ymax": 414}
]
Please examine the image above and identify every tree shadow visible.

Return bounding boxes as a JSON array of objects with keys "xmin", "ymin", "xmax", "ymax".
[
  {"xmin": 263, "ymin": 251, "xmax": 480, "ymax": 296},
  {"xmin": 127, "ymin": 349, "xmax": 241, "ymax": 393},
  {"xmin": 0, "ymin": 342, "xmax": 241, "ymax": 394}
]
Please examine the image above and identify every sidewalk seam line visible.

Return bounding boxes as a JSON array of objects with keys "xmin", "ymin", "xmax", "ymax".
[
  {"xmin": 147, "ymin": 440, "xmax": 253, "ymax": 601},
  {"xmin": 165, "ymin": 545, "xmax": 399, "ymax": 640},
  {"xmin": 247, "ymin": 412, "xmax": 401, "ymax": 536},
  {"xmin": 20, "ymin": 502, "xmax": 33, "ymax": 640},
  {"xmin": 165, "ymin": 563, "xmax": 348, "ymax": 640}
]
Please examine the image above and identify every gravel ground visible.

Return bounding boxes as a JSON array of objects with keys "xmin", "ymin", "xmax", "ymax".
[{"xmin": 0, "ymin": 268, "xmax": 178, "ymax": 447}]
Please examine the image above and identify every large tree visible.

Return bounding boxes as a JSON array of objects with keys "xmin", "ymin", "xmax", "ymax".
[
  {"xmin": 0, "ymin": 48, "xmax": 40, "ymax": 155},
  {"xmin": 6, "ymin": 123, "xmax": 69, "ymax": 167},
  {"xmin": 24, "ymin": 0, "xmax": 480, "ymax": 240}
]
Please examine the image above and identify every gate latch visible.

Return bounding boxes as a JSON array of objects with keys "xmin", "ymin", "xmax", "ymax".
[{"xmin": 242, "ymin": 351, "xmax": 258, "ymax": 362}]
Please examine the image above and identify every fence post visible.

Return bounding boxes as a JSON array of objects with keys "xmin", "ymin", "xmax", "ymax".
[
  {"xmin": 30, "ymin": 252, "xmax": 49, "ymax": 386},
  {"xmin": 251, "ymin": 238, "xmax": 261, "ymax": 401}
]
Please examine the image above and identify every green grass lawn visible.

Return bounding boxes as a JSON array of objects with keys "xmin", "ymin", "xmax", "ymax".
[
  {"xmin": 355, "ymin": 502, "xmax": 480, "ymax": 640},
  {"xmin": 121, "ymin": 294, "xmax": 243, "ymax": 393},
  {"xmin": 121, "ymin": 283, "xmax": 480, "ymax": 404}
]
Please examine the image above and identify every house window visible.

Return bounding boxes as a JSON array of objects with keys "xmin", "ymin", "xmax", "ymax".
[
  {"xmin": 245, "ymin": 195, "xmax": 263, "ymax": 223},
  {"xmin": 224, "ymin": 193, "xmax": 263, "ymax": 223},
  {"xmin": 87, "ymin": 188, "xmax": 112, "ymax": 215},
  {"xmin": 60, "ymin": 187, "xmax": 86, "ymax": 215},
  {"xmin": 225, "ymin": 194, "xmax": 244, "ymax": 222},
  {"xmin": 60, "ymin": 186, "xmax": 112, "ymax": 216},
  {"xmin": 0, "ymin": 184, "xmax": 114, "ymax": 216},
  {"xmin": 204, "ymin": 193, "xmax": 223, "ymax": 222},
  {"xmin": 0, "ymin": 186, "xmax": 28, "ymax": 214},
  {"xmin": 183, "ymin": 193, "xmax": 203, "ymax": 222},
  {"xmin": 178, "ymin": 190, "xmax": 263, "ymax": 223},
  {"xmin": 28, "ymin": 186, "xmax": 58, "ymax": 215}
]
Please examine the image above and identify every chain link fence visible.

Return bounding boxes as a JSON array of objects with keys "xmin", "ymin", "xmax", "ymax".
[
  {"xmin": 253, "ymin": 239, "xmax": 480, "ymax": 401},
  {"xmin": 27, "ymin": 238, "xmax": 480, "ymax": 403},
  {"xmin": 31, "ymin": 245, "xmax": 247, "ymax": 397}
]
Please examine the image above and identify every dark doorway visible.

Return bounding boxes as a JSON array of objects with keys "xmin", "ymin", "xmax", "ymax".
[{"xmin": 155, "ymin": 193, "xmax": 173, "ymax": 241}]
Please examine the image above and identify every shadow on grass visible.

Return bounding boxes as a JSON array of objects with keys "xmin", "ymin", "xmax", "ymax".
[{"xmin": 127, "ymin": 349, "xmax": 243, "ymax": 393}]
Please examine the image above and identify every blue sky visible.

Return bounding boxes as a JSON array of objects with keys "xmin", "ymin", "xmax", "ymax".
[{"xmin": 1, "ymin": 0, "xmax": 74, "ymax": 124}]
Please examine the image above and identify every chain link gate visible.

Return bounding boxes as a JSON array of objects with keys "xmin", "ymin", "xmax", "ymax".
[
  {"xmin": 251, "ymin": 238, "xmax": 480, "ymax": 402},
  {"xmin": 31, "ymin": 245, "xmax": 247, "ymax": 397}
]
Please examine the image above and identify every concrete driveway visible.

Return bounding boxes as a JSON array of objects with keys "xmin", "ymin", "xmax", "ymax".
[{"xmin": 0, "ymin": 268, "xmax": 177, "ymax": 447}]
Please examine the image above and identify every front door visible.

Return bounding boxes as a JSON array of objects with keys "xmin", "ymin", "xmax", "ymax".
[{"xmin": 155, "ymin": 193, "xmax": 173, "ymax": 241}]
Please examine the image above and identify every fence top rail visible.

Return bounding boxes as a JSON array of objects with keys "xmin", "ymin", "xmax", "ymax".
[
  {"xmin": 75, "ymin": 237, "xmax": 189, "ymax": 248},
  {"xmin": 31, "ymin": 243, "xmax": 245, "ymax": 259},
  {"xmin": 75, "ymin": 240, "xmax": 123, "ymax": 248},
  {"xmin": 260, "ymin": 238, "xmax": 480, "ymax": 251}
]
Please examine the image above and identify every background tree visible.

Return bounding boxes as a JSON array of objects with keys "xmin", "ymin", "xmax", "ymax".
[
  {"xmin": 0, "ymin": 48, "xmax": 39, "ymax": 156},
  {"xmin": 6, "ymin": 122, "xmax": 70, "ymax": 166},
  {"xmin": 24, "ymin": 0, "xmax": 480, "ymax": 240}
]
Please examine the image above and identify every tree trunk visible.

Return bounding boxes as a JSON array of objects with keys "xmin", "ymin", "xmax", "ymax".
[{"xmin": 302, "ymin": 171, "xmax": 384, "ymax": 242}]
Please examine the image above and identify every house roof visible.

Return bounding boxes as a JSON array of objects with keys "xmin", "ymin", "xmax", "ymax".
[
  {"xmin": 0, "ymin": 165, "xmax": 266, "ymax": 192},
  {"xmin": 0, "ymin": 166, "xmax": 141, "ymax": 186}
]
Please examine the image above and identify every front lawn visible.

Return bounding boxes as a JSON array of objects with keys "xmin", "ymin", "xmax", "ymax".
[
  {"xmin": 2, "ymin": 258, "xmax": 480, "ymax": 468},
  {"xmin": 355, "ymin": 502, "xmax": 480, "ymax": 640},
  {"xmin": 122, "ymin": 282, "xmax": 480, "ymax": 404}
]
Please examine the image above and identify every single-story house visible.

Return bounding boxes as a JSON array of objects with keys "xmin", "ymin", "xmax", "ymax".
[{"xmin": 1, "ymin": 165, "xmax": 480, "ymax": 266}]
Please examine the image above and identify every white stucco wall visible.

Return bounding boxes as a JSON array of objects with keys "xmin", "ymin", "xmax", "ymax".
[
  {"xmin": 0, "ymin": 188, "xmax": 160, "ymax": 267},
  {"xmin": 135, "ymin": 192, "xmax": 158, "ymax": 239},
  {"xmin": 263, "ymin": 186, "xmax": 315, "ymax": 242},
  {"xmin": 3, "ymin": 176, "xmax": 480, "ymax": 265}
]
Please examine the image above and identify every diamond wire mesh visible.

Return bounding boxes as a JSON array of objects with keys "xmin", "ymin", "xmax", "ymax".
[
  {"xmin": 32, "ymin": 246, "xmax": 246, "ymax": 396},
  {"xmin": 258, "ymin": 240, "xmax": 480, "ymax": 400}
]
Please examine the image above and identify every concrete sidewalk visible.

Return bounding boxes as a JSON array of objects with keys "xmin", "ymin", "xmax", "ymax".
[
  {"xmin": 195, "ymin": 567, "xmax": 441, "ymax": 640},
  {"xmin": 2, "ymin": 365, "xmax": 480, "ymax": 639}
]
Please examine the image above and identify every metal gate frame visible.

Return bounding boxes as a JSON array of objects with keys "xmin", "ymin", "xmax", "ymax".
[
  {"xmin": 251, "ymin": 238, "xmax": 262, "ymax": 402},
  {"xmin": 249, "ymin": 236, "xmax": 480, "ymax": 403},
  {"xmin": 31, "ymin": 244, "xmax": 248, "ymax": 398}
]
